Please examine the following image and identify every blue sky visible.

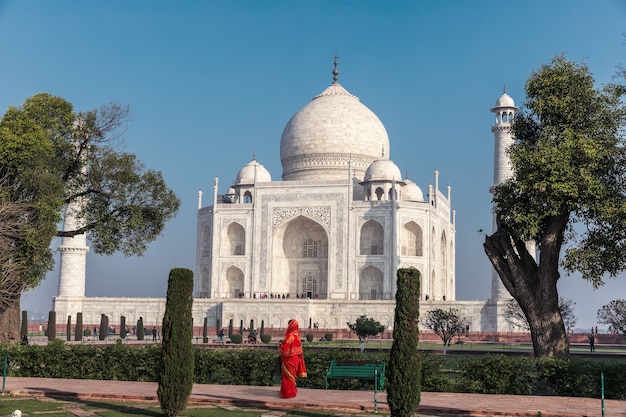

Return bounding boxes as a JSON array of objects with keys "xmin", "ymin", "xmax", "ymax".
[{"xmin": 2, "ymin": 1, "xmax": 625, "ymax": 330}]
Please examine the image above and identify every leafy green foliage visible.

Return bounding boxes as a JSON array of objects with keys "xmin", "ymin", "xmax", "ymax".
[
  {"xmin": 158, "ymin": 268, "xmax": 195, "ymax": 417},
  {"xmin": 260, "ymin": 334, "xmax": 272, "ymax": 344},
  {"xmin": 422, "ymin": 308, "xmax": 469, "ymax": 354},
  {"xmin": 597, "ymin": 299, "xmax": 626, "ymax": 334},
  {"xmin": 387, "ymin": 268, "xmax": 421, "ymax": 417},
  {"xmin": 230, "ymin": 334, "xmax": 243, "ymax": 344}
]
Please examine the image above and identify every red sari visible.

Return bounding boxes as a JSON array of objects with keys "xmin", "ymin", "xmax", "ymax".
[{"xmin": 279, "ymin": 319, "xmax": 307, "ymax": 398}]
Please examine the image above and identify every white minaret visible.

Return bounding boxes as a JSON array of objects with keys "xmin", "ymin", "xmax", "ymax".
[
  {"xmin": 489, "ymin": 88, "xmax": 517, "ymax": 301},
  {"xmin": 54, "ymin": 123, "xmax": 89, "ymax": 321},
  {"xmin": 57, "ymin": 205, "xmax": 89, "ymax": 298}
]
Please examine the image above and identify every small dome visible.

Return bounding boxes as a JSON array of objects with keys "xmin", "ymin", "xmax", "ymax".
[
  {"xmin": 402, "ymin": 179, "xmax": 424, "ymax": 202},
  {"xmin": 493, "ymin": 92, "xmax": 516, "ymax": 109},
  {"xmin": 364, "ymin": 160, "xmax": 402, "ymax": 182},
  {"xmin": 235, "ymin": 160, "xmax": 271, "ymax": 185}
]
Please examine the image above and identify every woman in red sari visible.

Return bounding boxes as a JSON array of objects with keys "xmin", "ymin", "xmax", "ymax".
[{"xmin": 279, "ymin": 319, "xmax": 307, "ymax": 398}]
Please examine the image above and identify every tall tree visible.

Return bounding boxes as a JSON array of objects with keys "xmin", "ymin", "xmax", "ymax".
[
  {"xmin": 387, "ymin": 268, "xmax": 421, "ymax": 417},
  {"xmin": 157, "ymin": 268, "xmax": 194, "ymax": 417},
  {"xmin": 0, "ymin": 93, "xmax": 180, "ymax": 342},
  {"xmin": 483, "ymin": 56, "xmax": 626, "ymax": 358}
]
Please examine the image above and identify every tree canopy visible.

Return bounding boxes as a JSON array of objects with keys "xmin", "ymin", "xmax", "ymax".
[
  {"xmin": 347, "ymin": 315, "xmax": 385, "ymax": 351},
  {"xmin": 0, "ymin": 93, "xmax": 180, "ymax": 341},
  {"xmin": 597, "ymin": 299, "xmax": 626, "ymax": 334},
  {"xmin": 484, "ymin": 56, "xmax": 626, "ymax": 358}
]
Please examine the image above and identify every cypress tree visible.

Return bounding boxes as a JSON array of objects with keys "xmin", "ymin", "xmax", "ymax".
[
  {"xmin": 228, "ymin": 319, "xmax": 233, "ymax": 338},
  {"xmin": 157, "ymin": 268, "xmax": 194, "ymax": 417},
  {"xmin": 99, "ymin": 314, "xmax": 108, "ymax": 341},
  {"xmin": 137, "ymin": 317, "xmax": 144, "ymax": 340},
  {"xmin": 20, "ymin": 310, "xmax": 28, "ymax": 343},
  {"xmin": 120, "ymin": 316, "xmax": 127, "ymax": 339},
  {"xmin": 387, "ymin": 268, "xmax": 422, "ymax": 417},
  {"xmin": 66, "ymin": 315, "xmax": 71, "ymax": 341},
  {"xmin": 216, "ymin": 319, "xmax": 221, "ymax": 336},
  {"xmin": 202, "ymin": 317, "xmax": 208, "ymax": 343},
  {"xmin": 75, "ymin": 313, "xmax": 83, "ymax": 342},
  {"xmin": 47, "ymin": 310, "xmax": 56, "ymax": 341}
]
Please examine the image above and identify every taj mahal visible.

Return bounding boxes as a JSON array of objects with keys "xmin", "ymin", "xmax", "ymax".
[{"xmin": 53, "ymin": 60, "xmax": 520, "ymax": 333}]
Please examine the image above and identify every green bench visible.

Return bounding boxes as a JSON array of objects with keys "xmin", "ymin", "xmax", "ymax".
[{"xmin": 325, "ymin": 360, "xmax": 386, "ymax": 413}]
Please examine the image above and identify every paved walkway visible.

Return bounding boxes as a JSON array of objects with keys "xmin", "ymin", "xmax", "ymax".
[{"xmin": 2, "ymin": 377, "xmax": 626, "ymax": 417}]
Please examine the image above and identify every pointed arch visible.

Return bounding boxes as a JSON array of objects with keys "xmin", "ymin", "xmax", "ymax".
[
  {"xmin": 359, "ymin": 265, "xmax": 383, "ymax": 300},
  {"xmin": 272, "ymin": 215, "xmax": 328, "ymax": 298},
  {"xmin": 224, "ymin": 222, "xmax": 245, "ymax": 256},
  {"xmin": 360, "ymin": 220, "xmax": 384, "ymax": 255},
  {"xmin": 401, "ymin": 221, "xmax": 422, "ymax": 256},
  {"xmin": 225, "ymin": 265, "xmax": 244, "ymax": 298}
]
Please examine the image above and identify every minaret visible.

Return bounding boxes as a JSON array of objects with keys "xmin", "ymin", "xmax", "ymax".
[
  {"xmin": 489, "ymin": 88, "xmax": 517, "ymax": 301},
  {"xmin": 57, "ymin": 205, "xmax": 89, "ymax": 298},
  {"xmin": 54, "ymin": 122, "xmax": 89, "ymax": 320}
]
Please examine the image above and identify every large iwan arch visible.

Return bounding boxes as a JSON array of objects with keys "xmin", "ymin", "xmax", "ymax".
[{"xmin": 272, "ymin": 215, "xmax": 328, "ymax": 298}]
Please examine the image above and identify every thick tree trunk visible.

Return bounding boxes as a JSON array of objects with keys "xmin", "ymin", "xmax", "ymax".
[
  {"xmin": 484, "ymin": 215, "xmax": 570, "ymax": 358},
  {"xmin": 519, "ymin": 272, "xmax": 569, "ymax": 357},
  {"xmin": 0, "ymin": 293, "xmax": 21, "ymax": 343}
]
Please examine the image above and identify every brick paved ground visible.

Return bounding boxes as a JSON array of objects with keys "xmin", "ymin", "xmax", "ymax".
[{"xmin": 3, "ymin": 377, "xmax": 626, "ymax": 417}]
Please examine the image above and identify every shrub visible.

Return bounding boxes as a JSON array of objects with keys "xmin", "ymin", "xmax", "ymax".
[
  {"xmin": 83, "ymin": 328, "xmax": 91, "ymax": 337},
  {"xmin": 421, "ymin": 353, "xmax": 452, "ymax": 392},
  {"xmin": 324, "ymin": 333, "xmax": 333, "ymax": 341},
  {"xmin": 260, "ymin": 334, "xmax": 272, "ymax": 344},
  {"xmin": 306, "ymin": 333, "xmax": 314, "ymax": 342},
  {"xmin": 230, "ymin": 334, "xmax": 243, "ymax": 344},
  {"xmin": 387, "ymin": 268, "xmax": 422, "ymax": 417},
  {"xmin": 456, "ymin": 354, "xmax": 536, "ymax": 395},
  {"xmin": 157, "ymin": 268, "xmax": 195, "ymax": 417}
]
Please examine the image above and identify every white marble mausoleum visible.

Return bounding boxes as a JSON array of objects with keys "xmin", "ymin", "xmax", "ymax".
[{"xmin": 53, "ymin": 62, "xmax": 519, "ymax": 333}]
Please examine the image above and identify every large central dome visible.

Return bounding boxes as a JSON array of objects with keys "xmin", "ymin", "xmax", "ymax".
[{"xmin": 280, "ymin": 68, "xmax": 390, "ymax": 181}]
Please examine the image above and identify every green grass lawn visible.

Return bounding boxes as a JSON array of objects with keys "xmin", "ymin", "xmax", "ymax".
[{"xmin": 0, "ymin": 397, "xmax": 445, "ymax": 417}]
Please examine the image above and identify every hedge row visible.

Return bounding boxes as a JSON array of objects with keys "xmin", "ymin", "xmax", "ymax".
[{"xmin": 1, "ymin": 341, "xmax": 624, "ymax": 399}]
